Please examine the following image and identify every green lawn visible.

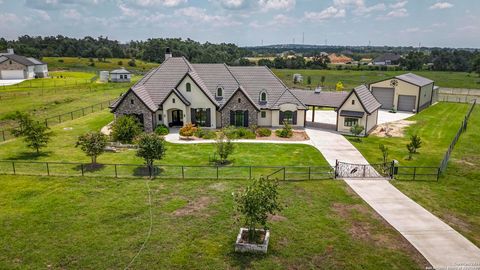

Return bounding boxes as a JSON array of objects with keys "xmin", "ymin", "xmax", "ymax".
[
  {"xmin": 273, "ymin": 69, "xmax": 480, "ymax": 90},
  {"xmin": 350, "ymin": 102, "xmax": 480, "ymax": 246},
  {"xmin": 43, "ymin": 57, "xmax": 159, "ymax": 73},
  {"xmin": 0, "ymin": 71, "xmax": 95, "ymax": 92},
  {"xmin": 0, "ymin": 175, "xmax": 428, "ymax": 269}
]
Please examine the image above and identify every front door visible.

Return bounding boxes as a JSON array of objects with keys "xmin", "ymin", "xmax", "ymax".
[
  {"xmin": 170, "ymin": 110, "xmax": 183, "ymax": 127},
  {"xmin": 235, "ymin": 111, "xmax": 244, "ymax": 127}
]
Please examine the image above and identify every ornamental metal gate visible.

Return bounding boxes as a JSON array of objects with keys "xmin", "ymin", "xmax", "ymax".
[{"xmin": 335, "ymin": 161, "xmax": 392, "ymax": 179}]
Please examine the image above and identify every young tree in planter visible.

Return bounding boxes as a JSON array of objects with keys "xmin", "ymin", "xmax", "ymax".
[
  {"xmin": 350, "ymin": 124, "xmax": 365, "ymax": 141},
  {"xmin": 12, "ymin": 112, "xmax": 51, "ymax": 154},
  {"xmin": 136, "ymin": 133, "xmax": 166, "ymax": 177},
  {"xmin": 216, "ymin": 130, "xmax": 234, "ymax": 165},
  {"xmin": 75, "ymin": 132, "xmax": 108, "ymax": 164},
  {"xmin": 111, "ymin": 115, "xmax": 142, "ymax": 144},
  {"xmin": 234, "ymin": 177, "xmax": 283, "ymax": 244},
  {"xmin": 379, "ymin": 144, "xmax": 390, "ymax": 174}
]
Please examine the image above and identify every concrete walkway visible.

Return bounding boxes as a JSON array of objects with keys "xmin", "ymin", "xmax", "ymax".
[{"xmin": 305, "ymin": 127, "xmax": 480, "ymax": 269}]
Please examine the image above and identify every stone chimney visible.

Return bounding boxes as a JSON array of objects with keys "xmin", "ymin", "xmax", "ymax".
[{"xmin": 165, "ymin": 47, "xmax": 172, "ymax": 60}]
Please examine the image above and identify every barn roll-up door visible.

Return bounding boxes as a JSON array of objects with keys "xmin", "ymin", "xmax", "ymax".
[
  {"xmin": 1, "ymin": 70, "xmax": 24, "ymax": 80},
  {"xmin": 398, "ymin": 95, "xmax": 416, "ymax": 112},
  {"xmin": 371, "ymin": 87, "xmax": 394, "ymax": 109}
]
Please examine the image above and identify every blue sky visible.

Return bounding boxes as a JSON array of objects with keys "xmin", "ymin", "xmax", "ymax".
[{"xmin": 0, "ymin": 0, "xmax": 479, "ymax": 48}]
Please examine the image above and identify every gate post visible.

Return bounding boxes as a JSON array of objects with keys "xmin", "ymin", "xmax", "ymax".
[{"xmin": 334, "ymin": 159, "xmax": 338, "ymax": 179}]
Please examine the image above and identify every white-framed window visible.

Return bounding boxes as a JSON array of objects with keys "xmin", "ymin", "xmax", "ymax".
[
  {"xmin": 261, "ymin": 111, "xmax": 266, "ymax": 118},
  {"xmin": 344, "ymin": 118, "xmax": 358, "ymax": 127},
  {"xmin": 283, "ymin": 111, "xmax": 293, "ymax": 124},
  {"xmin": 260, "ymin": 91, "xmax": 267, "ymax": 102},
  {"xmin": 217, "ymin": 87, "xmax": 223, "ymax": 97}
]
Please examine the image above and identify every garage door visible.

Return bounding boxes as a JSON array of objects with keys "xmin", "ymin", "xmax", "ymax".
[
  {"xmin": 371, "ymin": 87, "xmax": 394, "ymax": 109},
  {"xmin": 398, "ymin": 95, "xmax": 416, "ymax": 112},
  {"xmin": 1, "ymin": 70, "xmax": 24, "ymax": 79}
]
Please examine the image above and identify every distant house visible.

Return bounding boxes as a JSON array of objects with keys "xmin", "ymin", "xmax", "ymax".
[
  {"xmin": 0, "ymin": 49, "xmax": 48, "ymax": 79},
  {"xmin": 110, "ymin": 68, "xmax": 131, "ymax": 82},
  {"xmin": 372, "ymin": 53, "xmax": 401, "ymax": 66}
]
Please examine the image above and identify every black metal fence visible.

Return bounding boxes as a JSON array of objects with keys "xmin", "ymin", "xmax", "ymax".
[
  {"xmin": 0, "ymin": 99, "xmax": 117, "ymax": 142},
  {"xmin": 439, "ymin": 99, "xmax": 477, "ymax": 173},
  {"xmin": 0, "ymin": 160, "xmax": 334, "ymax": 181},
  {"xmin": 395, "ymin": 166, "xmax": 440, "ymax": 181}
]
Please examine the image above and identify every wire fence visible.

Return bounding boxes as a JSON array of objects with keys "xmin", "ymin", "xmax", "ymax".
[
  {"xmin": 0, "ymin": 99, "xmax": 117, "ymax": 142},
  {"xmin": 439, "ymin": 99, "xmax": 477, "ymax": 173},
  {"xmin": 0, "ymin": 160, "xmax": 335, "ymax": 181}
]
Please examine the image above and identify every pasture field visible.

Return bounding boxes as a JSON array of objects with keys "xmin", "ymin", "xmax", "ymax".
[
  {"xmin": 272, "ymin": 69, "xmax": 480, "ymax": 90},
  {"xmin": 42, "ymin": 57, "xmax": 158, "ymax": 73},
  {"xmin": 349, "ymin": 102, "xmax": 480, "ymax": 246}
]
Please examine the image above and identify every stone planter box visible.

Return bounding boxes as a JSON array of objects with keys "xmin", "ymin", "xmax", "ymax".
[{"xmin": 234, "ymin": 228, "xmax": 270, "ymax": 254}]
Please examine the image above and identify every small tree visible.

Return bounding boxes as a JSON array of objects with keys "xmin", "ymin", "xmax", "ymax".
[
  {"xmin": 410, "ymin": 134, "xmax": 422, "ymax": 153},
  {"xmin": 379, "ymin": 144, "xmax": 389, "ymax": 174},
  {"xmin": 307, "ymin": 75, "xmax": 312, "ymax": 85},
  {"xmin": 96, "ymin": 46, "xmax": 112, "ymax": 62},
  {"xmin": 216, "ymin": 130, "xmax": 234, "ymax": 165},
  {"xmin": 136, "ymin": 133, "xmax": 166, "ymax": 177},
  {"xmin": 234, "ymin": 177, "xmax": 282, "ymax": 243},
  {"xmin": 320, "ymin": 76, "xmax": 326, "ymax": 86},
  {"xmin": 407, "ymin": 143, "xmax": 415, "ymax": 160},
  {"xmin": 75, "ymin": 132, "xmax": 108, "ymax": 164},
  {"xmin": 336, "ymin": 81, "xmax": 344, "ymax": 91},
  {"xmin": 12, "ymin": 112, "xmax": 51, "ymax": 154},
  {"xmin": 350, "ymin": 124, "xmax": 365, "ymax": 141},
  {"xmin": 111, "ymin": 115, "xmax": 142, "ymax": 144}
]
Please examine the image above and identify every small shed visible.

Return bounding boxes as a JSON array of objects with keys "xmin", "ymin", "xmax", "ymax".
[
  {"xmin": 110, "ymin": 68, "xmax": 131, "ymax": 83},
  {"xmin": 335, "ymin": 85, "xmax": 382, "ymax": 136},
  {"xmin": 99, "ymin": 71, "xmax": 109, "ymax": 82}
]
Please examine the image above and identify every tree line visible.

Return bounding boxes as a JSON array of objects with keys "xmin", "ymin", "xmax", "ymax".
[
  {"xmin": 400, "ymin": 50, "xmax": 480, "ymax": 74},
  {"xmin": 0, "ymin": 35, "xmax": 250, "ymax": 65}
]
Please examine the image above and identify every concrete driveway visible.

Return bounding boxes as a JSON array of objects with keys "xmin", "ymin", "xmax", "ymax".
[
  {"xmin": 306, "ymin": 109, "xmax": 413, "ymax": 126},
  {"xmin": 0, "ymin": 79, "xmax": 25, "ymax": 86}
]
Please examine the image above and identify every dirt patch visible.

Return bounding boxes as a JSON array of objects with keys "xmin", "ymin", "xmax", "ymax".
[
  {"xmin": 452, "ymin": 159, "xmax": 476, "ymax": 167},
  {"xmin": 268, "ymin": 214, "xmax": 288, "ymax": 222},
  {"xmin": 172, "ymin": 196, "xmax": 213, "ymax": 217},
  {"xmin": 370, "ymin": 120, "xmax": 416, "ymax": 137},
  {"xmin": 257, "ymin": 130, "xmax": 310, "ymax": 141},
  {"xmin": 442, "ymin": 213, "xmax": 473, "ymax": 234},
  {"xmin": 209, "ymin": 182, "xmax": 228, "ymax": 192}
]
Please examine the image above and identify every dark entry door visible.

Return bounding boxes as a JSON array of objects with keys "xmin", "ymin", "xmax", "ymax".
[{"xmin": 171, "ymin": 110, "xmax": 183, "ymax": 126}]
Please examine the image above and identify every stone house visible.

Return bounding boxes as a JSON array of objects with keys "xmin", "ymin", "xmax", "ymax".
[
  {"xmin": 110, "ymin": 49, "xmax": 306, "ymax": 132},
  {"xmin": 0, "ymin": 49, "xmax": 48, "ymax": 79}
]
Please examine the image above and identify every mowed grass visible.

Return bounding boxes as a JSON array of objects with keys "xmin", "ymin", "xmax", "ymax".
[
  {"xmin": 0, "ymin": 71, "xmax": 95, "ymax": 92},
  {"xmin": 0, "ymin": 175, "xmax": 428, "ymax": 269},
  {"xmin": 43, "ymin": 57, "xmax": 158, "ymax": 73},
  {"xmin": 273, "ymin": 69, "xmax": 480, "ymax": 90},
  {"xmin": 0, "ymin": 110, "xmax": 327, "ymax": 168},
  {"xmin": 350, "ymin": 102, "xmax": 480, "ymax": 246}
]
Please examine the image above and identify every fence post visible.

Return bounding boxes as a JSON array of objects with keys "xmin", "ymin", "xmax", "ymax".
[
  {"xmin": 308, "ymin": 166, "xmax": 311, "ymax": 180},
  {"xmin": 1, "ymin": 130, "xmax": 4, "ymax": 141},
  {"xmin": 46, "ymin": 162, "xmax": 50, "ymax": 176},
  {"xmin": 283, "ymin": 167, "xmax": 286, "ymax": 181},
  {"xmin": 12, "ymin": 162, "xmax": 15, "ymax": 175},
  {"xmin": 437, "ymin": 167, "xmax": 440, "ymax": 182},
  {"xmin": 114, "ymin": 164, "xmax": 118, "ymax": 178},
  {"xmin": 71, "ymin": 112, "xmax": 73, "ymax": 120},
  {"xmin": 413, "ymin": 167, "xmax": 417, "ymax": 181},
  {"xmin": 249, "ymin": 166, "xmax": 252, "ymax": 179},
  {"xmin": 334, "ymin": 159, "xmax": 338, "ymax": 179},
  {"xmin": 81, "ymin": 164, "xmax": 84, "ymax": 176},
  {"xmin": 45, "ymin": 119, "xmax": 48, "ymax": 127},
  {"xmin": 390, "ymin": 160, "xmax": 395, "ymax": 179},
  {"xmin": 216, "ymin": 166, "xmax": 219, "ymax": 180},
  {"xmin": 182, "ymin": 166, "xmax": 185, "ymax": 179}
]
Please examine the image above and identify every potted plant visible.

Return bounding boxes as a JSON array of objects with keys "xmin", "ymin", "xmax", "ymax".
[{"xmin": 233, "ymin": 177, "xmax": 282, "ymax": 254}]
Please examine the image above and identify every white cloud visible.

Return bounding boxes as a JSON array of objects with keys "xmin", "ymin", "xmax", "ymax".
[
  {"xmin": 429, "ymin": 2, "xmax": 453, "ymax": 10},
  {"xmin": 119, "ymin": 4, "xmax": 139, "ymax": 16},
  {"xmin": 33, "ymin": 10, "xmax": 51, "ymax": 21},
  {"xmin": 63, "ymin": 9, "xmax": 82, "ymax": 20},
  {"xmin": 389, "ymin": 1, "xmax": 407, "ymax": 9},
  {"xmin": 216, "ymin": 0, "xmax": 246, "ymax": 9},
  {"xmin": 377, "ymin": 7, "xmax": 408, "ymax": 20},
  {"xmin": 354, "ymin": 3, "xmax": 385, "ymax": 15},
  {"xmin": 174, "ymin": 7, "xmax": 239, "ymax": 26},
  {"xmin": 133, "ymin": 0, "xmax": 187, "ymax": 7},
  {"xmin": 304, "ymin": 6, "xmax": 345, "ymax": 22},
  {"xmin": 258, "ymin": 0, "xmax": 295, "ymax": 11}
]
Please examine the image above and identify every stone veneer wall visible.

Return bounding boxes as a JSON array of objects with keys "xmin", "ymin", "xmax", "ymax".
[
  {"xmin": 220, "ymin": 90, "xmax": 258, "ymax": 127},
  {"xmin": 113, "ymin": 91, "xmax": 154, "ymax": 132},
  {"xmin": 0, "ymin": 60, "xmax": 26, "ymax": 79}
]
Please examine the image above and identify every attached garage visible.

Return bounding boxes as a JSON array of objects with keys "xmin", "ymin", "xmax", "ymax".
[
  {"xmin": 397, "ymin": 95, "xmax": 416, "ymax": 112},
  {"xmin": 371, "ymin": 87, "xmax": 394, "ymax": 109},
  {"xmin": 369, "ymin": 73, "xmax": 435, "ymax": 113},
  {"xmin": 0, "ymin": 70, "xmax": 24, "ymax": 79}
]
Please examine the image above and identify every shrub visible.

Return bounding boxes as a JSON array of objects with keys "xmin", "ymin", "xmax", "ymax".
[
  {"xmin": 275, "ymin": 121, "xmax": 293, "ymax": 138},
  {"xmin": 195, "ymin": 128, "xmax": 217, "ymax": 139},
  {"xmin": 179, "ymin": 123, "xmax": 197, "ymax": 138},
  {"xmin": 111, "ymin": 115, "xmax": 142, "ymax": 144},
  {"xmin": 128, "ymin": 58, "xmax": 136, "ymax": 67},
  {"xmin": 234, "ymin": 177, "xmax": 282, "ymax": 243},
  {"xmin": 117, "ymin": 60, "xmax": 123, "ymax": 66},
  {"xmin": 216, "ymin": 130, "xmax": 234, "ymax": 165},
  {"xmin": 350, "ymin": 124, "xmax": 365, "ymax": 141},
  {"xmin": 58, "ymin": 59, "xmax": 64, "ymax": 63},
  {"xmin": 256, "ymin": 127, "xmax": 272, "ymax": 137},
  {"xmin": 154, "ymin": 124, "xmax": 169, "ymax": 136},
  {"xmin": 75, "ymin": 132, "xmax": 108, "ymax": 164},
  {"xmin": 224, "ymin": 126, "xmax": 256, "ymax": 139}
]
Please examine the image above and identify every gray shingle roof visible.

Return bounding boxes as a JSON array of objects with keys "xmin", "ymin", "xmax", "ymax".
[
  {"xmin": 340, "ymin": 110, "xmax": 365, "ymax": 118},
  {"xmin": 110, "ymin": 68, "xmax": 130, "ymax": 74},
  {"xmin": 373, "ymin": 53, "xmax": 401, "ymax": 63},
  {"xmin": 351, "ymin": 85, "xmax": 382, "ymax": 114},
  {"xmin": 395, "ymin": 73, "xmax": 433, "ymax": 87},
  {"xmin": 111, "ymin": 57, "xmax": 305, "ymax": 111},
  {"xmin": 0, "ymin": 54, "xmax": 37, "ymax": 66},
  {"xmin": 290, "ymin": 89, "xmax": 348, "ymax": 108}
]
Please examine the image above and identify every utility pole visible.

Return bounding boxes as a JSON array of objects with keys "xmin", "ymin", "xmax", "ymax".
[{"xmin": 302, "ymin": 32, "xmax": 305, "ymax": 45}]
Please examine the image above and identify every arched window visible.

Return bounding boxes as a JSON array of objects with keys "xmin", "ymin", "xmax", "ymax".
[
  {"xmin": 352, "ymin": 99, "xmax": 355, "ymax": 105},
  {"xmin": 186, "ymin": 82, "xmax": 191, "ymax": 92},
  {"xmin": 217, "ymin": 87, "xmax": 223, "ymax": 97},
  {"xmin": 260, "ymin": 91, "xmax": 267, "ymax": 102}
]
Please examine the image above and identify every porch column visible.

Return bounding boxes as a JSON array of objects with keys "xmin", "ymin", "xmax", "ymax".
[{"xmin": 312, "ymin": 106, "xmax": 316, "ymax": 122}]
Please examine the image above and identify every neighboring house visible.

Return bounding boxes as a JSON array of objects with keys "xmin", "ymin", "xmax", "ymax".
[
  {"xmin": 110, "ymin": 49, "xmax": 306, "ymax": 132},
  {"xmin": 110, "ymin": 68, "xmax": 131, "ymax": 82},
  {"xmin": 369, "ymin": 73, "xmax": 434, "ymax": 112},
  {"xmin": 0, "ymin": 49, "xmax": 48, "ymax": 79},
  {"xmin": 372, "ymin": 53, "xmax": 401, "ymax": 66},
  {"xmin": 328, "ymin": 53, "xmax": 353, "ymax": 64},
  {"xmin": 335, "ymin": 85, "xmax": 381, "ymax": 135}
]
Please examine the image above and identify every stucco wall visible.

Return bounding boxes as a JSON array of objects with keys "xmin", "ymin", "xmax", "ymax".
[
  {"xmin": 220, "ymin": 90, "xmax": 258, "ymax": 127},
  {"xmin": 336, "ymin": 93, "xmax": 367, "ymax": 135},
  {"xmin": 370, "ymin": 79, "xmax": 420, "ymax": 111},
  {"xmin": 177, "ymin": 76, "xmax": 217, "ymax": 128},
  {"xmin": 419, "ymin": 83, "xmax": 434, "ymax": 110},
  {"xmin": 113, "ymin": 91, "xmax": 154, "ymax": 132},
  {"xmin": 257, "ymin": 110, "xmax": 272, "ymax": 126},
  {"xmin": 162, "ymin": 92, "xmax": 187, "ymax": 126},
  {"xmin": 366, "ymin": 109, "xmax": 378, "ymax": 133},
  {"xmin": 271, "ymin": 103, "xmax": 305, "ymax": 127}
]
